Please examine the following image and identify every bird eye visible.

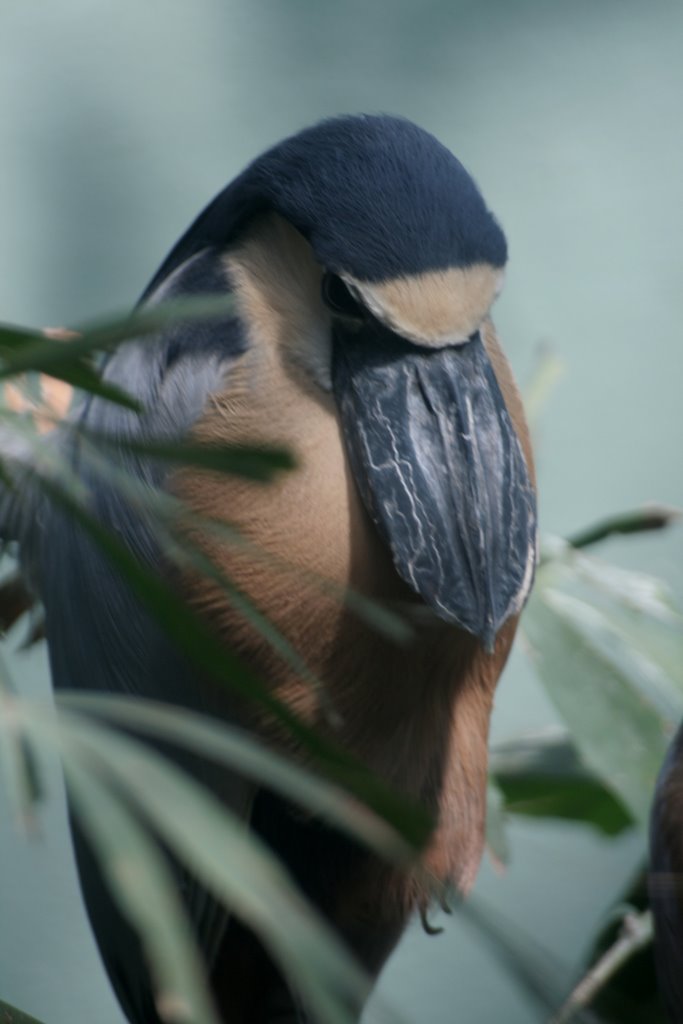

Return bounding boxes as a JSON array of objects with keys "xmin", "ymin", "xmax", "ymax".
[{"xmin": 321, "ymin": 272, "xmax": 366, "ymax": 319}]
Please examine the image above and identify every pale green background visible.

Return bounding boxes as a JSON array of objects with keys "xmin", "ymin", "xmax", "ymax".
[{"xmin": 1, "ymin": 1, "xmax": 682, "ymax": 1021}]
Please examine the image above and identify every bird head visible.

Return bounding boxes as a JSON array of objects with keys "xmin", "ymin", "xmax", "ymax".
[{"xmin": 147, "ymin": 115, "xmax": 537, "ymax": 651}]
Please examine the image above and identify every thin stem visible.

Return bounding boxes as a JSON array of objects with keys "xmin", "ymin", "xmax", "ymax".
[{"xmin": 550, "ymin": 910, "xmax": 654, "ymax": 1023}]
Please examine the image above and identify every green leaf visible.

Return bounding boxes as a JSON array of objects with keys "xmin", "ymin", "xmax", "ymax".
[
  {"xmin": 79, "ymin": 423, "xmax": 296, "ymax": 483},
  {"xmin": 40, "ymin": 359, "xmax": 142, "ymax": 412},
  {"xmin": 0, "ymin": 298, "xmax": 238, "ymax": 410},
  {"xmin": 0, "ymin": 326, "xmax": 140, "ymax": 410},
  {"xmin": 65, "ymin": 760, "xmax": 221, "ymax": 1024},
  {"xmin": 58, "ymin": 692, "xmax": 413, "ymax": 865},
  {"xmin": 522, "ymin": 554, "xmax": 682, "ymax": 822},
  {"xmin": 113, "ymin": 438, "xmax": 296, "ymax": 481},
  {"xmin": 70, "ymin": 296, "xmax": 237, "ymax": 353},
  {"xmin": 0, "ymin": 297, "xmax": 236, "ymax": 378},
  {"xmin": 491, "ymin": 730, "xmax": 635, "ymax": 835},
  {"xmin": 571, "ymin": 548, "xmax": 683, "ymax": 626},
  {"xmin": 0, "ymin": 655, "xmax": 42, "ymax": 830},
  {"xmin": 570, "ymin": 552, "xmax": 683, "ymax": 695},
  {"xmin": 52, "ymin": 708, "xmax": 371, "ymax": 1024},
  {"xmin": 0, "ymin": 323, "xmax": 48, "ymax": 356},
  {"xmin": 564, "ymin": 506, "xmax": 681, "ymax": 552}
]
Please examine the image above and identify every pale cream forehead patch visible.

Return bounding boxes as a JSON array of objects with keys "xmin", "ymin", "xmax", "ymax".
[{"xmin": 344, "ymin": 263, "xmax": 505, "ymax": 347}]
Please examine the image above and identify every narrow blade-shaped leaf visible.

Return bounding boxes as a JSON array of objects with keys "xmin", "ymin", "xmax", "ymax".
[
  {"xmin": 0, "ymin": 660, "xmax": 42, "ymax": 829},
  {"xmin": 83, "ymin": 432, "xmax": 295, "ymax": 482},
  {"xmin": 57, "ymin": 692, "xmax": 413, "ymax": 865},
  {"xmin": 0, "ymin": 297, "xmax": 236, "ymax": 378},
  {"xmin": 54, "ymin": 709, "xmax": 372, "ymax": 1024},
  {"xmin": 41, "ymin": 360, "xmax": 141, "ymax": 412},
  {"xmin": 65, "ymin": 761, "xmax": 221, "ymax": 1024}
]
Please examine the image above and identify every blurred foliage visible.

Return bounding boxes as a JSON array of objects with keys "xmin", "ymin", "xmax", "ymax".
[
  {"xmin": 0, "ymin": 309, "xmax": 680, "ymax": 1022},
  {"xmin": 490, "ymin": 729, "xmax": 634, "ymax": 838}
]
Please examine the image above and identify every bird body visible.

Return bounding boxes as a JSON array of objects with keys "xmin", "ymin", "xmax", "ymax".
[
  {"xmin": 12, "ymin": 115, "xmax": 537, "ymax": 1022},
  {"xmin": 175, "ymin": 212, "xmax": 530, "ymax": 890}
]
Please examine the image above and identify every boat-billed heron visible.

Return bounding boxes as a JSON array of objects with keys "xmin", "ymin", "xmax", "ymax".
[
  {"xmin": 15, "ymin": 115, "xmax": 537, "ymax": 1023},
  {"xmin": 650, "ymin": 723, "xmax": 683, "ymax": 1021}
]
